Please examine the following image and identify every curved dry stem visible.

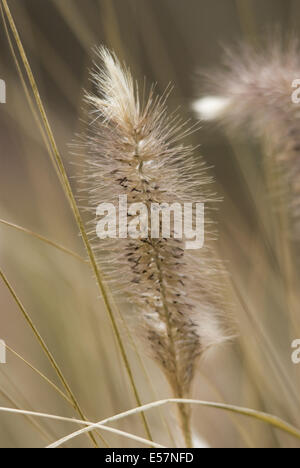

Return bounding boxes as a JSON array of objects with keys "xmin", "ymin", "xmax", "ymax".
[
  {"xmin": 48, "ymin": 398, "xmax": 300, "ymax": 448},
  {"xmin": 0, "ymin": 407, "xmax": 163, "ymax": 448},
  {"xmin": 0, "ymin": 398, "xmax": 299, "ymax": 448}
]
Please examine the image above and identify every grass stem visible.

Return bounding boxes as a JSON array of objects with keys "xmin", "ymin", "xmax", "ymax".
[{"xmin": 1, "ymin": 0, "xmax": 152, "ymax": 443}]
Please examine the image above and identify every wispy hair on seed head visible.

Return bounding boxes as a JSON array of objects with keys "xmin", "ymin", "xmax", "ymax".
[
  {"xmin": 198, "ymin": 35, "xmax": 300, "ymax": 236},
  {"xmin": 75, "ymin": 46, "xmax": 232, "ymax": 446}
]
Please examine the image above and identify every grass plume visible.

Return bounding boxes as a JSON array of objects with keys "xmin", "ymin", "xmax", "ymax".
[
  {"xmin": 197, "ymin": 38, "xmax": 300, "ymax": 239},
  {"xmin": 77, "ymin": 47, "xmax": 231, "ymax": 447}
]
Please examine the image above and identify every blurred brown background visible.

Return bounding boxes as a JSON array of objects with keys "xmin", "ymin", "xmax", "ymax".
[{"xmin": 0, "ymin": 0, "xmax": 300, "ymax": 448}]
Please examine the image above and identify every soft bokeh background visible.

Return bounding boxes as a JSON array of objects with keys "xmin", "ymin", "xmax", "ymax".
[{"xmin": 0, "ymin": 0, "xmax": 300, "ymax": 448}]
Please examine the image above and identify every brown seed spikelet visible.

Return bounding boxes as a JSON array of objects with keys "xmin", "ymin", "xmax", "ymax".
[{"xmin": 76, "ymin": 48, "xmax": 230, "ymax": 423}]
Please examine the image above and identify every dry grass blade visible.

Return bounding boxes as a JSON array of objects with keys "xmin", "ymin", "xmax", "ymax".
[
  {"xmin": 5, "ymin": 345, "xmax": 72, "ymax": 405},
  {"xmin": 0, "ymin": 218, "xmax": 87, "ymax": 264},
  {"xmin": 0, "ymin": 387, "xmax": 53, "ymax": 443},
  {"xmin": 0, "ymin": 221, "xmax": 174, "ymax": 443},
  {"xmin": 47, "ymin": 398, "xmax": 300, "ymax": 448},
  {"xmin": 47, "ymin": 426, "xmax": 163, "ymax": 449},
  {"xmin": 1, "ymin": 216, "xmax": 172, "ymax": 442},
  {"xmin": 0, "ymin": 0, "xmax": 152, "ymax": 442},
  {"xmin": 0, "ymin": 397, "xmax": 299, "ymax": 449},
  {"xmin": 0, "ymin": 268, "xmax": 101, "ymax": 448},
  {"xmin": 0, "ymin": 407, "xmax": 163, "ymax": 448},
  {"xmin": 48, "ymin": 427, "xmax": 162, "ymax": 449},
  {"xmin": 0, "ymin": 3, "xmax": 62, "ymax": 181}
]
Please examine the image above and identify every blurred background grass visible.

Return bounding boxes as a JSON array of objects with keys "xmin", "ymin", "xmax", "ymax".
[{"xmin": 0, "ymin": 0, "xmax": 299, "ymax": 448}]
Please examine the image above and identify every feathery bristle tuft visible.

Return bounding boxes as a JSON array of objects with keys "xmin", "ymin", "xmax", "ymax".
[
  {"xmin": 76, "ymin": 47, "xmax": 230, "ymax": 403},
  {"xmin": 200, "ymin": 38, "xmax": 300, "ymax": 235}
]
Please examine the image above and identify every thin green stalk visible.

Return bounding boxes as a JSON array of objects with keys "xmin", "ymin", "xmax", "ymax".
[{"xmin": 1, "ymin": 0, "xmax": 152, "ymax": 442}]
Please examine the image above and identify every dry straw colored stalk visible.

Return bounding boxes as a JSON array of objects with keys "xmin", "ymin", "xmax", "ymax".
[
  {"xmin": 0, "ymin": 0, "xmax": 152, "ymax": 443},
  {"xmin": 77, "ymin": 48, "xmax": 231, "ymax": 447}
]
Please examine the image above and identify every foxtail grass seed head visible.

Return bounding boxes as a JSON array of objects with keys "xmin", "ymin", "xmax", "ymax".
[
  {"xmin": 196, "ymin": 39, "xmax": 300, "ymax": 236},
  {"xmin": 76, "ymin": 47, "xmax": 230, "ymax": 398}
]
